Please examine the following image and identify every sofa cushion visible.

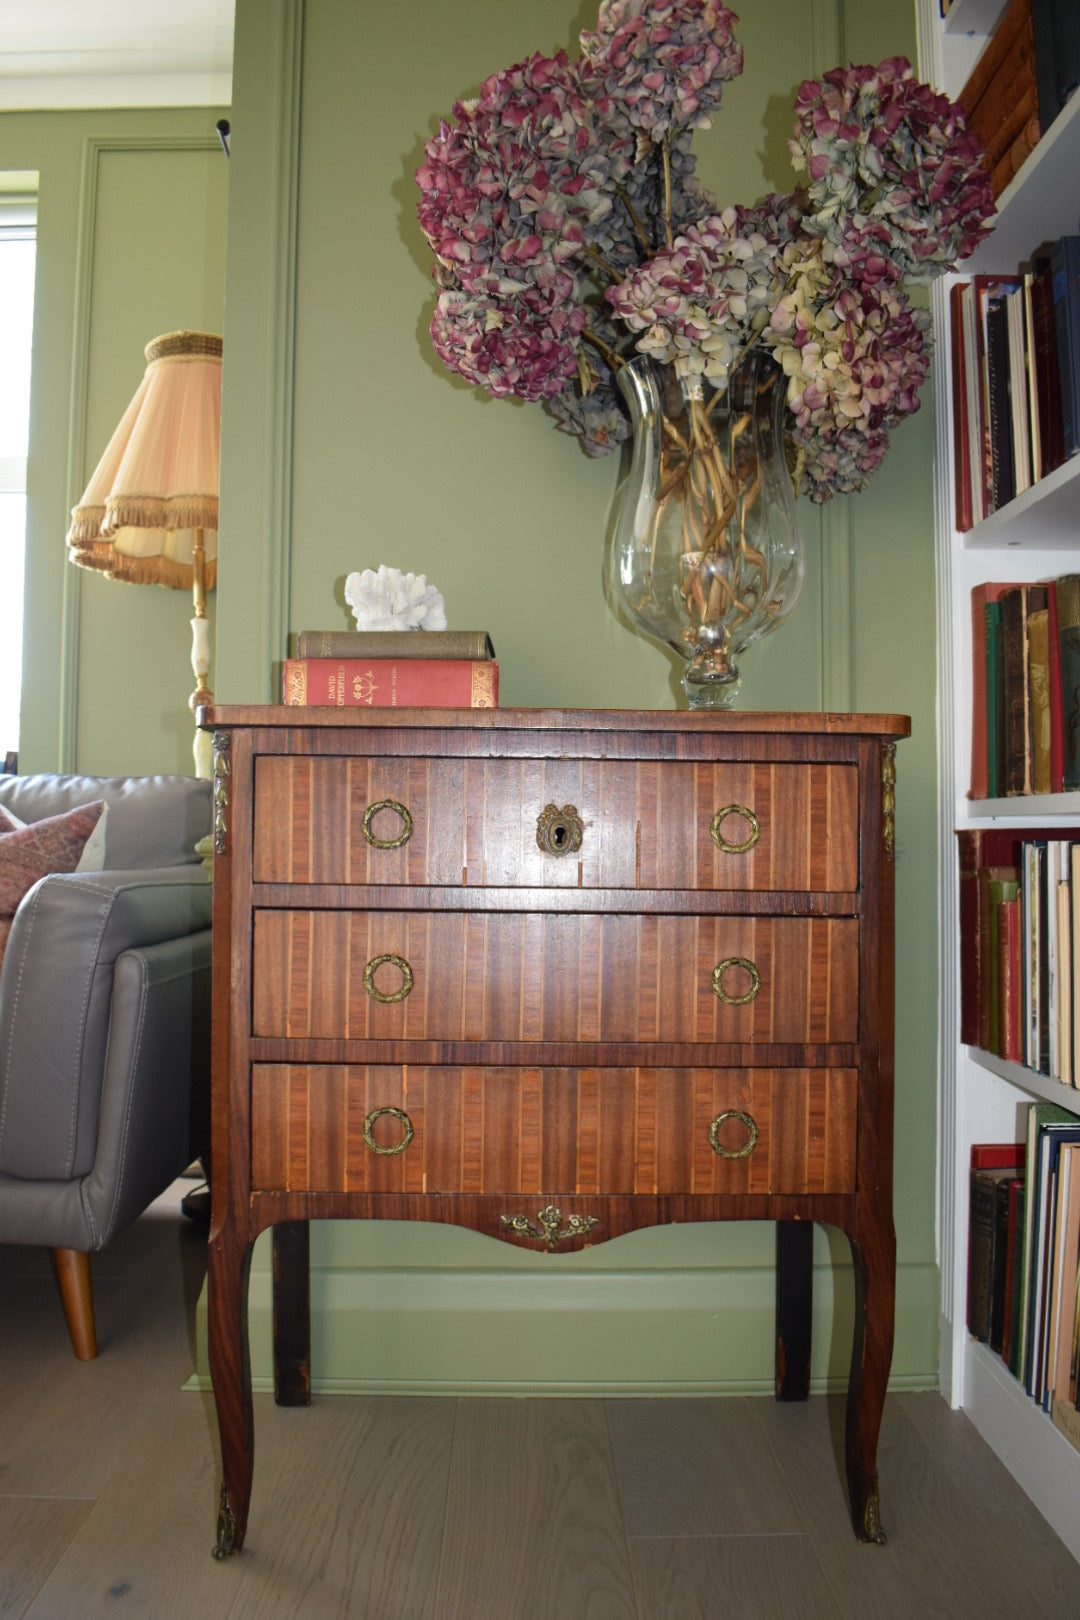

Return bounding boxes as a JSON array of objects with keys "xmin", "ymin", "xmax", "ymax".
[
  {"xmin": 0, "ymin": 801, "xmax": 105, "ymax": 964},
  {"xmin": 0, "ymin": 774, "xmax": 210, "ymax": 869},
  {"xmin": 0, "ymin": 801, "xmax": 108, "ymax": 871}
]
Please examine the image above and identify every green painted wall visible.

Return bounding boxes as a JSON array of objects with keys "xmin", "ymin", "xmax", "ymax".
[
  {"xmin": 4, "ymin": 107, "xmax": 228, "ymax": 776},
  {"xmin": 207, "ymin": 0, "xmax": 941, "ymax": 1395}
]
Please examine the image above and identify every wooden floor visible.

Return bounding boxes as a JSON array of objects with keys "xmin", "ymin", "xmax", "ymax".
[{"xmin": 2, "ymin": 1191, "xmax": 1078, "ymax": 1620}]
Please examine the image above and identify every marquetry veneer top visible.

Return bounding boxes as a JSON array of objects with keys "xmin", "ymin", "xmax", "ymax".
[{"xmin": 200, "ymin": 705, "xmax": 911, "ymax": 738}]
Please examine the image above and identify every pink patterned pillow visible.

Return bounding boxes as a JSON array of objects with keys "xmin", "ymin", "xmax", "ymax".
[{"xmin": 0, "ymin": 801, "xmax": 106, "ymax": 969}]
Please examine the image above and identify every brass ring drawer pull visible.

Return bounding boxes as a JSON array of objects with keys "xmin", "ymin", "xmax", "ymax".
[
  {"xmin": 712, "ymin": 956, "xmax": 761, "ymax": 1005},
  {"xmin": 709, "ymin": 1110, "xmax": 759, "ymax": 1160},
  {"xmin": 362, "ymin": 1106, "xmax": 414, "ymax": 1157},
  {"xmin": 536, "ymin": 802, "xmax": 584, "ymax": 856},
  {"xmin": 710, "ymin": 804, "xmax": 761, "ymax": 854},
  {"xmin": 362, "ymin": 798, "xmax": 413, "ymax": 849},
  {"xmin": 363, "ymin": 953, "xmax": 414, "ymax": 1003}
]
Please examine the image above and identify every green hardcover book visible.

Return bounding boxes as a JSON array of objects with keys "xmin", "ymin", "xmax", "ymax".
[{"xmin": 986, "ymin": 597, "xmax": 1005, "ymax": 798}]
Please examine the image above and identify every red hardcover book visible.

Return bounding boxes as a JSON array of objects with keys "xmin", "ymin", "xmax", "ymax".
[
  {"xmin": 958, "ymin": 828, "xmax": 1063, "ymax": 1048},
  {"xmin": 971, "ymin": 1142, "xmax": 1028, "ymax": 1169},
  {"xmin": 281, "ymin": 657, "xmax": 499, "ymax": 708},
  {"xmin": 970, "ymin": 581, "xmax": 1014, "ymax": 798}
]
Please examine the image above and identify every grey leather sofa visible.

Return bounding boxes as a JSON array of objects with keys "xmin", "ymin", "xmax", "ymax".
[{"xmin": 0, "ymin": 773, "xmax": 213, "ymax": 1358}]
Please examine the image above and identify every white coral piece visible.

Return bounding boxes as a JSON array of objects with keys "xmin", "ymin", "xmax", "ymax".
[{"xmin": 344, "ymin": 566, "xmax": 447, "ymax": 631}]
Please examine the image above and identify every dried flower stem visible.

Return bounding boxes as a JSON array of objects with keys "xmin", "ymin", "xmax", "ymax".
[
  {"xmin": 575, "ymin": 242, "xmax": 624, "ymax": 285},
  {"xmin": 616, "ymin": 186, "xmax": 654, "ymax": 256}
]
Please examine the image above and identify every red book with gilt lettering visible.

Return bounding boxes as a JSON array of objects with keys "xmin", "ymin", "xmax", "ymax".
[{"xmin": 281, "ymin": 657, "xmax": 498, "ymax": 709}]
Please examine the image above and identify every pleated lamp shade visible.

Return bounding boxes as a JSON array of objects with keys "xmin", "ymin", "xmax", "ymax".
[{"xmin": 66, "ymin": 330, "xmax": 222, "ymax": 590}]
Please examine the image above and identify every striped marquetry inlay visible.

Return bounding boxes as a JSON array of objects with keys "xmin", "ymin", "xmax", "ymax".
[
  {"xmin": 249, "ymin": 1064, "xmax": 858, "ymax": 1196},
  {"xmin": 251, "ymin": 911, "xmax": 859, "ymax": 1045},
  {"xmin": 252, "ymin": 756, "xmax": 859, "ymax": 892}
]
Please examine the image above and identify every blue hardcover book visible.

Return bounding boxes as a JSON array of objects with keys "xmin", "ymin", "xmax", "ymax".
[{"xmin": 1048, "ymin": 235, "xmax": 1080, "ymax": 459}]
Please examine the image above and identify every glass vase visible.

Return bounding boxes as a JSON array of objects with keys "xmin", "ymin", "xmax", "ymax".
[{"xmin": 608, "ymin": 348, "xmax": 804, "ymax": 709}]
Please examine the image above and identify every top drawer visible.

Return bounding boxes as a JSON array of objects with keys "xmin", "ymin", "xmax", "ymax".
[{"xmin": 252, "ymin": 756, "xmax": 859, "ymax": 893}]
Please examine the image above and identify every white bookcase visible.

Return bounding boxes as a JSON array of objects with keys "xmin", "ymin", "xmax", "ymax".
[{"xmin": 917, "ymin": 0, "xmax": 1080, "ymax": 1559}]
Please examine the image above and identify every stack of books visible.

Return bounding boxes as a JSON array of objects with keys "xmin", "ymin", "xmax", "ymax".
[
  {"xmin": 958, "ymin": 0, "xmax": 1042, "ymax": 200},
  {"xmin": 968, "ymin": 575, "xmax": 1080, "ymax": 800},
  {"xmin": 949, "ymin": 238, "xmax": 1079, "ymax": 530},
  {"xmin": 281, "ymin": 628, "xmax": 498, "ymax": 709},
  {"xmin": 957, "ymin": 825, "xmax": 1080, "ymax": 1075},
  {"xmin": 967, "ymin": 1112, "xmax": 1080, "ymax": 1458}
]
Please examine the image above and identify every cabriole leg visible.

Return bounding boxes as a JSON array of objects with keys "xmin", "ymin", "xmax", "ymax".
[
  {"xmin": 845, "ymin": 1218, "xmax": 896, "ymax": 1545},
  {"xmin": 208, "ymin": 1227, "xmax": 255, "ymax": 1558}
]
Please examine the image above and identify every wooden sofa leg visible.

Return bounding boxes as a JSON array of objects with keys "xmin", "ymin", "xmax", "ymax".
[{"xmin": 51, "ymin": 1249, "xmax": 97, "ymax": 1360}]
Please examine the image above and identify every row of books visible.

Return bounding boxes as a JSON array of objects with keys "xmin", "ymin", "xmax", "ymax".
[
  {"xmin": 958, "ymin": 826, "xmax": 1080, "ymax": 1081},
  {"xmin": 949, "ymin": 236, "xmax": 1080, "ymax": 531},
  {"xmin": 279, "ymin": 627, "xmax": 499, "ymax": 709},
  {"xmin": 968, "ymin": 576, "xmax": 1080, "ymax": 800},
  {"xmin": 957, "ymin": 0, "xmax": 1040, "ymax": 201},
  {"xmin": 967, "ymin": 1110, "xmax": 1080, "ymax": 1456},
  {"xmin": 955, "ymin": 0, "xmax": 1079, "ymax": 200}
]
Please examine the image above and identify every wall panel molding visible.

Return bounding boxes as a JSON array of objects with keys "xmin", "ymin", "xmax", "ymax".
[
  {"xmin": 215, "ymin": 0, "xmax": 303, "ymax": 703},
  {"xmin": 61, "ymin": 132, "xmax": 222, "ymax": 770}
]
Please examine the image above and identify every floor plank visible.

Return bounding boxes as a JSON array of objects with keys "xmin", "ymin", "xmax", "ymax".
[
  {"xmin": 434, "ymin": 1399, "xmax": 637, "ymax": 1620},
  {"xmin": 751, "ymin": 1393, "xmax": 1079, "ymax": 1619},
  {"xmin": 225, "ymin": 1396, "xmax": 455, "ymax": 1620},
  {"xmin": 0, "ymin": 1497, "xmax": 91, "ymax": 1620},
  {"xmin": 20, "ymin": 1388, "xmax": 246, "ymax": 1620},
  {"xmin": 607, "ymin": 1397, "xmax": 803, "ymax": 1537},
  {"xmin": 629, "ymin": 1534, "xmax": 839, "ymax": 1620}
]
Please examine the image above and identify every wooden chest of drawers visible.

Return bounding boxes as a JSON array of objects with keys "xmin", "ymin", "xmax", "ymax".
[{"xmin": 202, "ymin": 706, "xmax": 908, "ymax": 1557}]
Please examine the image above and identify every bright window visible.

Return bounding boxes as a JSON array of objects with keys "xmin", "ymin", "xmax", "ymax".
[{"xmin": 0, "ymin": 187, "xmax": 36, "ymax": 761}]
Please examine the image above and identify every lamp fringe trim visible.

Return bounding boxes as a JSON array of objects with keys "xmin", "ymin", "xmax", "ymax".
[{"xmin": 66, "ymin": 541, "xmax": 218, "ymax": 591}]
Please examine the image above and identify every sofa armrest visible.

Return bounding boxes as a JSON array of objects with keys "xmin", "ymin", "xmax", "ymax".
[{"xmin": 0, "ymin": 867, "xmax": 212, "ymax": 1181}]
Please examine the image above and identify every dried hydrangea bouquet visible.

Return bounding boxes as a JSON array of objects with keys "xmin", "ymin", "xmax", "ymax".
[{"xmin": 416, "ymin": 2, "xmax": 994, "ymax": 703}]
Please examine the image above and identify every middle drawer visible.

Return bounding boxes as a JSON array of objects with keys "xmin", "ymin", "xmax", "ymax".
[{"xmin": 252, "ymin": 910, "xmax": 859, "ymax": 1046}]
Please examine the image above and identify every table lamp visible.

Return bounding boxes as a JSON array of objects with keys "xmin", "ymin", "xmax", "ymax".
[{"xmin": 66, "ymin": 330, "xmax": 222, "ymax": 778}]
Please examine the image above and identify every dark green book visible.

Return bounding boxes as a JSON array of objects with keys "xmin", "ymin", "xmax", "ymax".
[
  {"xmin": 1007, "ymin": 1179, "xmax": 1027, "ymax": 1377},
  {"xmin": 986, "ymin": 598, "xmax": 1004, "ymax": 797}
]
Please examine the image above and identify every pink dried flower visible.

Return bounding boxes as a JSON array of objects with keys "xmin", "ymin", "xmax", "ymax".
[
  {"xmin": 581, "ymin": 2, "xmax": 743, "ymax": 146},
  {"xmin": 430, "ymin": 281, "xmax": 587, "ymax": 403},
  {"xmin": 790, "ymin": 56, "xmax": 995, "ymax": 283},
  {"xmin": 416, "ymin": 10, "xmax": 993, "ymax": 502},
  {"xmin": 606, "ymin": 208, "xmax": 778, "ymax": 387}
]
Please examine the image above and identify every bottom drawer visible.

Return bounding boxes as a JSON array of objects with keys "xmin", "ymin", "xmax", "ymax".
[{"xmin": 250, "ymin": 1064, "xmax": 856, "ymax": 1197}]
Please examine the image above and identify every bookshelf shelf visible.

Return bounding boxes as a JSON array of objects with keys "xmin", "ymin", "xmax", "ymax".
[
  {"xmin": 967, "ymin": 793, "xmax": 1080, "ymax": 815},
  {"xmin": 960, "ymin": 456, "xmax": 1080, "ymax": 548},
  {"xmin": 919, "ymin": 0, "xmax": 1080, "ymax": 1562},
  {"xmin": 965, "ymin": 1045, "xmax": 1080, "ymax": 1109}
]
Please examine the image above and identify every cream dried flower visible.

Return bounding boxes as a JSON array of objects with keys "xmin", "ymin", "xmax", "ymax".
[{"xmin": 344, "ymin": 566, "xmax": 448, "ymax": 631}]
